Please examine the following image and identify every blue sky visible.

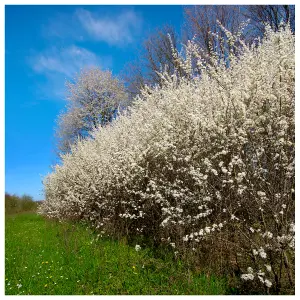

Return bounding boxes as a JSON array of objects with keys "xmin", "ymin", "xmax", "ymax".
[{"xmin": 5, "ymin": 5, "xmax": 185, "ymax": 200}]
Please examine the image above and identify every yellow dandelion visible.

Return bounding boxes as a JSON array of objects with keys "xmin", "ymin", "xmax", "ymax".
[{"xmin": 46, "ymin": 261, "xmax": 48, "ymax": 264}]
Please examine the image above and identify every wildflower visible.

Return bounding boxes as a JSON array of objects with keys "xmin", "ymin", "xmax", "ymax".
[
  {"xmin": 17, "ymin": 283, "xmax": 22, "ymax": 289},
  {"xmin": 135, "ymin": 244, "xmax": 141, "ymax": 251}
]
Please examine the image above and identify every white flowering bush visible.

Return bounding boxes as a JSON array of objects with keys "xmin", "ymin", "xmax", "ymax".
[{"xmin": 40, "ymin": 24, "xmax": 294, "ymax": 294}]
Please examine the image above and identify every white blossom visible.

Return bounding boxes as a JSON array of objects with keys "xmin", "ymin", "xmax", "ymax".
[{"xmin": 241, "ymin": 273, "xmax": 254, "ymax": 281}]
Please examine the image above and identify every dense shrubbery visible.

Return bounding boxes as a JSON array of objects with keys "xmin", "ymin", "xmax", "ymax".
[
  {"xmin": 5, "ymin": 193, "xmax": 38, "ymax": 214},
  {"xmin": 40, "ymin": 25, "xmax": 294, "ymax": 294}
]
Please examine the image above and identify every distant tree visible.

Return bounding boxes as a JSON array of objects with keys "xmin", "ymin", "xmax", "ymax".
[
  {"xmin": 122, "ymin": 60, "xmax": 147, "ymax": 100},
  {"xmin": 142, "ymin": 24, "xmax": 181, "ymax": 85},
  {"xmin": 56, "ymin": 67, "xmax": 129, "ymax": 154},
  {"xmin": 122, "ymin": 24, "xmax": 181, "ymax": 99},
  {"xmin": 123, "ymin": 5, "xmax": 295, "ymax": 98},
  {"xmin": 5, "ymin": 193, "xmax": 37, "ymax": 214},
  {"xmin": 243, "ymin": 5, "xmax": 295, "ymax": 38}
]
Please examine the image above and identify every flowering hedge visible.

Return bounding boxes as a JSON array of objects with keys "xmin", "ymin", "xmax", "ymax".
[{"xmin": 40, "ymin": 25, "xmax": 294, "ymax": 294}]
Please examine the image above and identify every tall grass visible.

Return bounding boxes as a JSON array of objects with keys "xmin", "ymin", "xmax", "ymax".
[{"xmin": 5, "ymin": 213, "xmax": 228, "ymax": 295}]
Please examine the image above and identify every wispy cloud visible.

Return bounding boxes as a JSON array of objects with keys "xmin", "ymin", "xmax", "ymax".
[
  {"xmin": 31, "ymin": 45, "xmax": 107, "ymax": 77},
  {"xmin": 44, "ymin": 8, "xmax": 142, "ymax": 46},
  {"xmin": 75, "ymin": 8, "xmax": 142, "ymax": 45},
  {"xmin": 29, "ymin": 45, "xmax": 112, "ymax": 100}
]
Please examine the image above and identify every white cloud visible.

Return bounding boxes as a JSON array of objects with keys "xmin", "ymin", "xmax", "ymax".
[
  {"xmin": 31, "ymin": 45, "xmax": 107, "ymax": 77},
  {"xmin": 76, "ymin": 8, "xmax": 142, "ymax": 45},
  {"xmin": 29, "ymin": 45, "xmax": 112, "ymax": 100}
]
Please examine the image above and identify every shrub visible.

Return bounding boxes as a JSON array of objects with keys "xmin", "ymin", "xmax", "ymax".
[{"xmin": 40, "ymin": 24, "xmax": 294, "ymax": 294}]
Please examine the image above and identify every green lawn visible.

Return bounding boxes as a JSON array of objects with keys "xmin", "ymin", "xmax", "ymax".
[{"xmin": 5, "ymin": 213, "xmax": 229, "ymax": 295}]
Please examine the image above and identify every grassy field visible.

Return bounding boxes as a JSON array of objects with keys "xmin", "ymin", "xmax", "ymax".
[{"xmin": 5, "ymin": 213, "xmax": 229, "ymax": 295}]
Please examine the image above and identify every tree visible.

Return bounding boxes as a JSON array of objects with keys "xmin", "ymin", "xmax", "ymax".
[
  {"xmin": 183, "ymin": 5, "xmax": 244, "ymax": 55},
  {"xmin": 243, "ymin": 5, "xmax": 295, "ymax": 38},
  {"xmin": 56, "ymin": 67, "xmax": 129, "ymax": 154},
  {"xmin": 121, "ymin": 24, "xmax": 181, "ymax": 99}
]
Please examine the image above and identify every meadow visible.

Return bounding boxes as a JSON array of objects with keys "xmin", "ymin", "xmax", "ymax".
[{"xmin": 5, "ymin": 212, "xmax": 229, "ymax": 295}]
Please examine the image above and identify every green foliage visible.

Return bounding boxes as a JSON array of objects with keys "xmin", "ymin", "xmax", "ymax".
[
  {"xmin": 5, "ymin": 213, "xmax": 228, "ymax": 295},
  {"xmin": 5, "ymin": 193, "xmax": 38, "ymax": 215}
]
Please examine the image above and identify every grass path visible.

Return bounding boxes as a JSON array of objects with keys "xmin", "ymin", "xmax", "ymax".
[{"xmin": 5, "ymin": 213, "xmax": 228, "ymax": 295}]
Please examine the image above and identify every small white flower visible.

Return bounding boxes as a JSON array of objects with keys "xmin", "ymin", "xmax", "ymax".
[
  {"xmin": 258, "ymin": 247, "xmax": 267, "ymax": 259},
  {"xmin": 265, "ymin": 265, "xmax": 272, "ymax": 272},
  {"xmin": 211, "ymin": 169, "xmax": 218, "ymax": 176},
  {"xmin": 135, "ymin": 244, "xmax": 141, "ymax": 251},
  {"xmin": 183, "ymin": 235, "xmax": 189, "ymax": 242},
  {"xmin": 265, "ymin": 279, "xmax": 272, "ymax": 288},
  {"xmin": 282, "ymin": 204, "xmax": 286, "ymax": 209},
  {"xmin": 241, "ymin": 273, "xmax": 254, "ymax": 281},
  {"xmin": 204, "ymin": 227, "xmax": 211, "ymax": 233},
  {"xmin": 247, "ymin": 267, "xmax": 253, "ymax": 274},
  {"xmin": 258, "ymin": 275, "xmax": 264, "ymax": 283},
  {"xmin": 17, "ymin": 283, "xmax": 22, "ymax": 289},
  {"xmin": 252, "ymin": 249, "xmax": 258, "ymax": 256},
  {"xmin": 257, "ymin": 191, "xmax": 266, "ymax": 197}
]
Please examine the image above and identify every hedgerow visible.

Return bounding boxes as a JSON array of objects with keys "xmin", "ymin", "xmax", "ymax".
[{"xmin": 40, "ymin": 24, "xmax": 294, "ymax": 294}]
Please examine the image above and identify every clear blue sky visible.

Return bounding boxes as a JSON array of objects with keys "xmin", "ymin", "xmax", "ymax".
[{"xmin": 5, "ymin": 5, "xmax": 185, "ymax": 200}]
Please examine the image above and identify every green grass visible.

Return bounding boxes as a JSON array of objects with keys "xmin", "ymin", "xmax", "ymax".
[{"xmin": 5, "ymin": 213, "xmax": 229, "ymax": 295}]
